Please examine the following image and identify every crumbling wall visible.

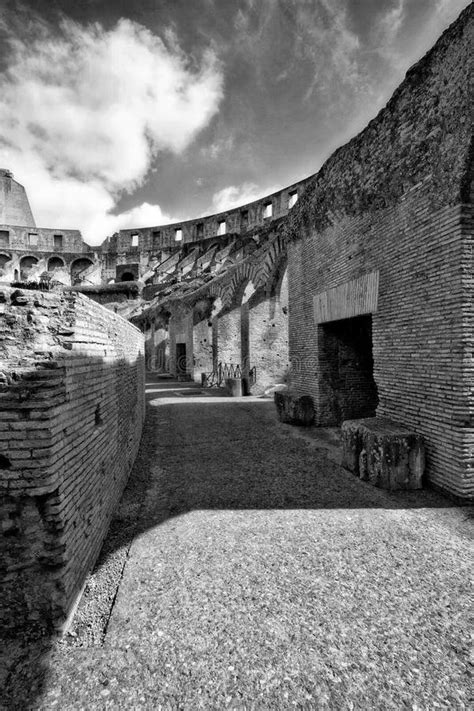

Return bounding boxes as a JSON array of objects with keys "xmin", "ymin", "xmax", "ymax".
[
  {"xmin": 287, "ymin": 6, "xmax": 473, "ymax": 499},
  {"xmin": 0, "ymin": 287, "xmax": 145, "ymax": 635}
]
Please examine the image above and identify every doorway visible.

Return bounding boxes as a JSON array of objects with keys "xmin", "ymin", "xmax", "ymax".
[{"xmin": 318, "ymin": 314, "xmax": 378, "ymax": 425}]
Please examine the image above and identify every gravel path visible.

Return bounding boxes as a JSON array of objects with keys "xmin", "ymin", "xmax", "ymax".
[{"xmin": 4, "ymin": 379, "xmax": 472, "ymax": 710}]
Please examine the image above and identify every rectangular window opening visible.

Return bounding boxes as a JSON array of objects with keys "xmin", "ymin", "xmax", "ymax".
[
  {"xmin": 28, "ymin": 233, "xmax": 38, "ymax": 247},
  {"xmin": 217, "ymin": 220, "xmax": 226, "ymax": 236},
  {"xmin": 0, "ymin": 230, "xmax": 9, "ymax": 248},
  {"xmin": 175, "ymin": 228, "xmax": 183, "ymax": 242},
  {"xmin": 54, "ymin": 234, "xmax": 63, "ymax": 249},
  {"xmin": 196, "ymin": 223, "xmax": 204, "ymax": 238},
  {"xmin": 152, "ymin": 230, "xmax": 161, "ymax": 242},
  {"xmin": 131, "ymin": 233, "xmax": 139, "ymax": 248},
  {"xmin": 288, "ymin": 191, "xmax": 298, "ymax": 209},
  {"xmin": 263, "ymin": 202, "xmax": 273, "ymax": 218},
  {"xmin": 241, "ymin": 210, "xmax": 249, "ymax": 231}
]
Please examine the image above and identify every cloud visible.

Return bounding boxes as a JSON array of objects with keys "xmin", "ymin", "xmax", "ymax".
[
  {"xmin": 0, "ymin": 13, "xmax": 223, "ymax": 243},
  {"xmin": 211, "ymin": 182, "xmax": 278, "ymax": 213}
]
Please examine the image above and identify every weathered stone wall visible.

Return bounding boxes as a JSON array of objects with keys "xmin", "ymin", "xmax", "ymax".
[
  {"xmin": 0, "ymin": 287, "xmax": 145, "ymax": 635},
  {"xmin": 0, "ymin": 170, "xmax": 36, "ymax": 227},
  {"xmin": 287, "ymin": 7, "xmax": 473, "ymax": 499}
]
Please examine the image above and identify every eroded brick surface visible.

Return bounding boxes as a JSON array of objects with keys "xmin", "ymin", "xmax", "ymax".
[{"xmin": 0, "ymin": 288, "xmax": 145, "ymax": 635}]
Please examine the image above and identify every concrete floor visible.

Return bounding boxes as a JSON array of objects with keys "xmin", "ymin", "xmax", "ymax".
[{"xmin": 3, "ymin": 378, "xmax": 472, "ymax": 710}]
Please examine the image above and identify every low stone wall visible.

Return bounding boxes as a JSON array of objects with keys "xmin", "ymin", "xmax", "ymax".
[{"xmin": 0, "ymin": 287, "xmax": 145, "ymax": 636}]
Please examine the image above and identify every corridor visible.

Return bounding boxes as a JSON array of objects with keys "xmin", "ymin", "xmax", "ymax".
[{"xmin": 8, "ymin": 378, "xmax": 472, "ymax": 710}]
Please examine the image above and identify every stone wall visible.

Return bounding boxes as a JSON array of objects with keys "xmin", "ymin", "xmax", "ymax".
[
  {"xmin": 0, "ymin": 287, "xmax": 145, "ymax": 635},
  {"xmin": 0, "ymin": 170, "xmax": 36, "ymax": 227},
  {"xmin": 287, "ymin": 6, "xmax": 473, "ymax": 500}
]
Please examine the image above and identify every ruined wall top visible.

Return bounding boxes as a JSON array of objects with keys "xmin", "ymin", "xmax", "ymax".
[
  {"xmin": 0, "ymin": 169, "xmax": 36, "ymax": 228},
  {"xmin": 286, "ymin": 3, "xmax": 473, "ymax": 240}
]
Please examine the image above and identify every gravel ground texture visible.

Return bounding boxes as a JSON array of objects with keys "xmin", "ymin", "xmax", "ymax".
[{"xmin": 2, "ymin": 378, "xmax": 472, "ymax": 710}]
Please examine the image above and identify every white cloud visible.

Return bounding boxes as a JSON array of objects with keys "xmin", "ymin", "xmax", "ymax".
[
  {"xmin": 211, "ymin": 182, "xmax": 278, "ymax": 212},
  {"xmin": 0, "ymin": 15, "xmax": 223, "ymax": 243}
]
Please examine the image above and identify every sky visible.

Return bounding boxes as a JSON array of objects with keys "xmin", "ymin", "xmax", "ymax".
[{"xmin": 0, "ymin": 0, "xmax": 470, "ymax": 245}]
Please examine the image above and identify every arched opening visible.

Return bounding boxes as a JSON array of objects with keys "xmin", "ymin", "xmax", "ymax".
[
  {"xmin": 19, "ymin": 255, "xmax": 38, "ymax": 281},
  {"xmin": 0, "ymin": 253, "xmax": 11, "ymax": 279},
  {"xmin": 47, "ymin": 256, "xmax": 65, "ymax": 272},
  {"xmin": 71, "ymin": 258, "xmax": 94, "ymax": 285},
  {"xmin": 120, "ymin": 272, "xmax": 135, "ymax": 282}
]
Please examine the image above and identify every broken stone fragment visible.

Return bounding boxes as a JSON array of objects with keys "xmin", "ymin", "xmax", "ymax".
[
  {"xmin": 342, "ymin": 417, "xmax": 424, "ymax": 491},
  {"xmin": 274, "ymin": 391, "xmax": 315, "ymax": 426}
]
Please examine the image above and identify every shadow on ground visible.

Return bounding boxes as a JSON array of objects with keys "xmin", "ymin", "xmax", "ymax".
[{"xmin": 2, "ymin": 375, "xmax": 471, "ymax": 710}]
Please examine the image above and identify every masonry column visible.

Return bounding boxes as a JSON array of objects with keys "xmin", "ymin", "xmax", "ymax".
[{"xmin": 248, "ymin": 269, "xmax": 289, "ymax": 394}]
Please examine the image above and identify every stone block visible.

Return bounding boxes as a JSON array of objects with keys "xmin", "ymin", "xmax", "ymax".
[
  {"xmin": 342, "ymin": 417, "xmax": 424, "ymax": 491},
  {"xmin": 225, "ymin": 377, "xmax": 243, "ymax": 397},
  {"xmin": 274, "ymin": 391, "xmax": 315, "ymax": 426}
]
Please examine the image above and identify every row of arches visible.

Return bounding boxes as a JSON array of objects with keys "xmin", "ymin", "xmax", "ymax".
[
  {"xmin": 0, "ymin": 253, "xmax": 94, "ymax": 283},
  {"xmin": 143, "ymin": 243, "xmax": 290, "ymax": 394}
]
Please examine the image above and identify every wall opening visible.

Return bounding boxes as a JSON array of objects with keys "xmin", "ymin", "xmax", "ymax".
[
  {"xmin": 54, "ymin": 234, "xmax": 63, "ymax": 250},
  {"xmin": 318, "ymin": 314, "xmax": 378, "ymax": 425},
  {"xmin": 121, "ymin": 272, "xmax": 135, "ymax": 282},
  {"xmin": 176, "ymin": 343, "xmax": 187, "ymax": 375},
  {"xmin": 19, "ymin": 255, "xmax": 38, "ymax": 280},
  {"xmin": 131, "ymin": 233, "xmax": 139, "ymax": 248},
  {"xmin": 175, "ymin": 228, "xmax": 183, "ymax": 242},
  {"xmin": 288, "ymin": 191, "xmax": 298, "ymax": 209},
  {"xmin": 217, "ymin": 220, "xmax": 226, "ymax": 236},
  {"xmin": 263, "ymin": 202, "xmax": 273, "ymax": 218},
  {"xmin": 48, "ymin": 256, "xmax": 65, "ymax": 271},
  {"xmin": 71, "ymin": 257, "xmax": 94, "ymax": 285},
  {"xmin": 0, "ymin": 230, "xmax": 9, "ymax": 248},
  {"xmin": 0, "ymin": 454, "xmax": 12, "ymax": 469},
  {"xmin": 240, "ymin": 210, "xmax": 249, "ymax": 231}
]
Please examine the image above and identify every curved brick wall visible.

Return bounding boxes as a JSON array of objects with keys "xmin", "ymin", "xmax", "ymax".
[
  {"xmin": 286, "ymin": 5, "xmax": 473, "ymax": 499},
  {"xmin": 0, "ymin": 288, "xmax": 145, "ymax": 635}
]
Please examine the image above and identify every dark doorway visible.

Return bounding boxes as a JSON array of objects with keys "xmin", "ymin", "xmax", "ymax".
[
  {"xmin": 176, "ymin": 343, "xmax": 187, "ymax": 376},
  {"xmin": 121, "ymin": 272, "xmax": 135, "ymax": 282},
  {"xmin": 318, "ymin": 314, "xmax": 378, "ymax": 425}
]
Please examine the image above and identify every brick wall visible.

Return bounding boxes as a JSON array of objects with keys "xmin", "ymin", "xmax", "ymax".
[
  {"xmin": 0, "ymin": 287, "xmax": 145, "ymax": 635},
  {"xmin": 247, "ymin": 269, "xmax": 289, "ymax": 394},
  {"xmin": 287, "ymin": 7, "xmax": 472, "ymax": 500}
]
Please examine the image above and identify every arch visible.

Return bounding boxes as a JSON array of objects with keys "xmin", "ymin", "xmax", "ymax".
[
  {"xmin": 19, "ymin": 255, "xmax": 38, "ymax": 281},
  {"xmin": 0, "ymin": 253, "xmax": 11, "ymax": 270},
  {"xmin": 48, "ymin": 256, "xmax": 65, "ymax": 271},
  {"xmin": 70, "ymin": 257, "xmax": 94, "ymax": 285}
]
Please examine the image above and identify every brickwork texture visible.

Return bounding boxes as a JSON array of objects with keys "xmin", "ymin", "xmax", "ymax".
[
  {"xmin": 287, "ymin": 6, "xmax": 473, "ymax": 500},
  {"xmin": 0, "ymin": 287, "xmax": 145, "ymax": 635}
]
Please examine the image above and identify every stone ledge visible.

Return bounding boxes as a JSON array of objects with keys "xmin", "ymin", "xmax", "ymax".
[
  {"xmin": 274, "ymin": 392, "xmax": 315, "ymax": 426},
  {"xmin": 342, "ymin": 417, "xmax": 424, "ymax": 491}
]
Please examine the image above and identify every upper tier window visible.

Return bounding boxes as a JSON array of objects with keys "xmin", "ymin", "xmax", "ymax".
[
  {"xmin": 263, "ymin": 203, "xmax": 272, "ymax": 218},
  {"xmin": 217, "ymin": 220, "xmax": 226, "ymax": 236},
  {"xmin": 175, "ymin": 228, "xmax": 183, "ymax": 242},
  {"xmin": 131, "ymin": 233, "xmax": 139, "ymax": 248},
  {"xmin": 28, "ymin": 233, "xmax": 38, "ymax": 247},
  {"xmin": 288, "ymin": 191, "xmax": 298, "ymax": 209}
]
